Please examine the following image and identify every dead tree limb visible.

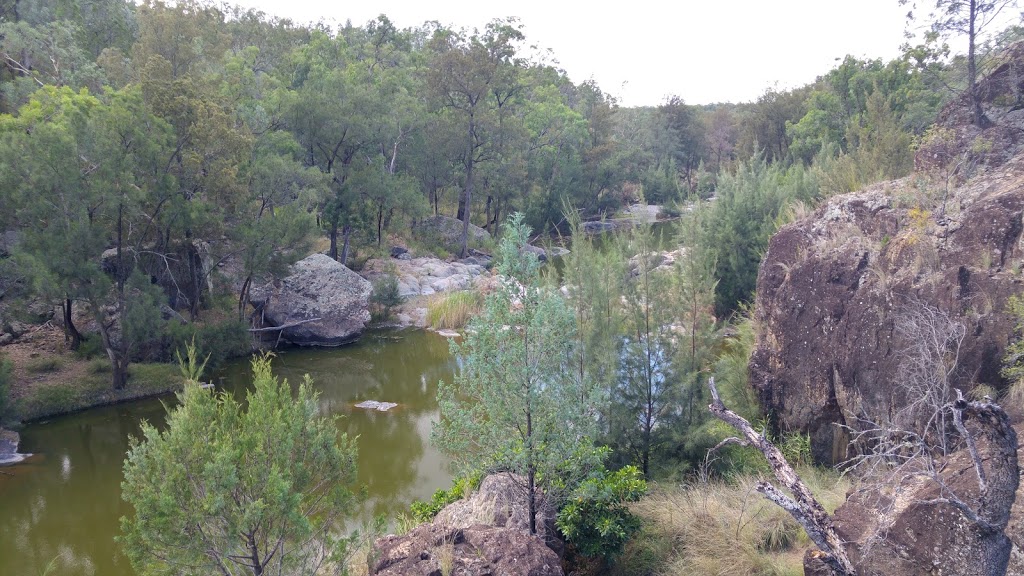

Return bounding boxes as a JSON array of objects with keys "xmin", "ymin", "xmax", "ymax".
[
  {"xmin": 247, "ymin": 318, "xmax": 321, "ymax": 333},
  {"xmin": 707, "ymin": 377, "xmax": 856, "ymax": 576}
]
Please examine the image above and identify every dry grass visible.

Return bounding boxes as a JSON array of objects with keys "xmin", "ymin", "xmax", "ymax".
[
  {"xmin": 426, "ymin": 290, "xmax": 484, "ymax": 330},
  {"xmin": 613, "ymin": 467, "xmax": 850, "ymax": 576}
]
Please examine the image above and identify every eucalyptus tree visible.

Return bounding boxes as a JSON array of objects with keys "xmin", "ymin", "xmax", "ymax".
[{"xmin": 425, "ymin": 19, "xmax": 524, "ymax": 256}]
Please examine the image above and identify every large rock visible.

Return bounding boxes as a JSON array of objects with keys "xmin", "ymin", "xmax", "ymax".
[
  {"xmin": 362, "ymin": 256, "xmax": 490, "ymax": 298},
  {"xmin": 371, "ymin": 473, "xmax": 563, "ymax": 576},
  {"xmin": 252, "ymin": 254, "xmax": 371, "ymax": 346},
  {"xmin": 752, "ymin": 44, "xmax": 1024, "ymax": 463},
  {"xmin": 752, "ymin": 165, "xmax": 1024, "ymax": 464},
  {"xmin": 414, "ymin": 215, "xmax": 490, "ymax": 255},
  {"xmin": 808, "ymin": 421, "xmax": 1023, "ymax": 576}
]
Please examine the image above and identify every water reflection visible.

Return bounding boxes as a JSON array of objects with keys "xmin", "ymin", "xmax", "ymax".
[{"xmin": 0, "ymin": 328, "xmax": 456, "ymax": 576}]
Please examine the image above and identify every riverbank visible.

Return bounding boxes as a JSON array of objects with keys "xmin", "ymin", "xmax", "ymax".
[{"xmin": 1, "ymin": 323, "xmax": 182, "ymax": 425}]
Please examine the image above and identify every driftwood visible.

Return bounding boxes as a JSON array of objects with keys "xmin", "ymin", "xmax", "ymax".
[
  {"xmin": 707, "ymin": 377, "xmax": 857, "ymax": 576},
  {"xmin": 247, "ymin": 318, "xmax": 322, "ymax": 333},
  {"xmin": 249, "ymin": 317, "xmax": 322, "ymax": 348}
]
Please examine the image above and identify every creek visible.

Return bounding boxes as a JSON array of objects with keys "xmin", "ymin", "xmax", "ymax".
[{"xmin": 0, "ymin": 329, "xmax": 456, "ymax": 576}]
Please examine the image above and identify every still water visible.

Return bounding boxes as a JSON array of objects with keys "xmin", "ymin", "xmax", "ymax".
[{"xmin": 0, "ymin": 329, "xmax": 457, "ymax": 576}]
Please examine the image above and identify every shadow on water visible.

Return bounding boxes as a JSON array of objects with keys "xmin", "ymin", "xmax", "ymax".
[{"xmin": 0, "ymin": 328, "xmax": 457, "ymax": 576}]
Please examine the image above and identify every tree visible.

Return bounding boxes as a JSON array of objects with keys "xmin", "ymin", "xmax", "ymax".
[
  {"xmin": 1, "ymin": 86, "xmax": 174, "ymax": 387},
  {"xmin": 426, "ymin": 20, "xmax": 523, "ymax": 257},
  {"xmin": 433, "ymin": 213, "xmax": 603, "ymax": 535},
  {"xmin": 902, "ymin": 0, "xmax": 1019, "ymax": 126},
  {"xmin": 120, "ymin": 354, "xmax": 358, "ymax": 576}
]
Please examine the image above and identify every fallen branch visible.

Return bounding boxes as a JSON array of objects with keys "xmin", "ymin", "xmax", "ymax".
[
  {"xmin": 707, "ymin": 377, "xmax": 856, "ymax": 576},
  {"xmin": 247, "ymin": 318, "xmax": 321, "ymax": 333}
]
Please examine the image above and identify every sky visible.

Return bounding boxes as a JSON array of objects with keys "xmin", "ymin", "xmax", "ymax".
[{"xmin": 230, "ymin": 0, "xmax": 917, "ymax": 107}]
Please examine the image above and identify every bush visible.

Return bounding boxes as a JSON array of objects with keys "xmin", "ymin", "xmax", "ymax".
[
  {"xmin": 370, "ymin": 273, "xmax": 404, "ymax": 322},
  {"xmin": 619, "ymin": 468, "xmax": 849, "ymax": 576},
  {"xmin": 409, "ymin": 472, "xmax": 482, "ymax": 523},
  {"xmin": 159, "ymin": 319, "xmax": 251, "ymax": 371},
  {"xmin": 557, "ymin": 465, "xmax": 647, "ymax": 565}
]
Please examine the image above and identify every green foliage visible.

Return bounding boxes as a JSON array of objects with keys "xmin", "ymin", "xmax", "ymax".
[
  {"xmin": 159, "ymin": 319, "xmax": 251, "ymax": 371},
  {"xmin": 434, "ymin": 213, "xmax": 604, "ymax": 533},
  {"xmin": 701, "ymin": 158, "xmax": 818, "ymax": 316},
  {"xmin": 370, "ymin": 272, "xmax": 404, "ymax": 322},
  {"xmin": 556, "ymin": 465, "xmax": 647, "ymax": 563},
  {"xmin": 120, "ymin": 354, "xmax": 358, "ymax": 576},
  {"xmin": 174, "ymin": 336, "xmax": 209, "ymax": 384},
  {"xmin": 409, "ymin": 472, "xmax": 483, "ymax": 523},
  {"xmin": 1001, "ymin": 294, "xmax": 1024, "ymax": 384},
  {"xmin": 0, "ymin": 353, "xmax": 10, "ymax": 422},
  {"xmin": 25, "ymin": 356, "xmax": 63, "ymax": 373}
]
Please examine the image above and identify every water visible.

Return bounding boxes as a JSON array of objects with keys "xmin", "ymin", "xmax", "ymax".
[{"xmin": 0, "ymin": 329, "xmax": 457, "ymax": 576}]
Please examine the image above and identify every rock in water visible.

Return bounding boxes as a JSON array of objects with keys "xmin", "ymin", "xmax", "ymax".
[
  {"xmin": 354, "ymin": 400, "xmax": 398, "ymax": 412},
  {"xmin": 0, "ymin": 429, "xmax": 26, "ymax": 466},
  {"xmin": 253, "ymin": 254, "xmax": 372, "ymax": 346}
]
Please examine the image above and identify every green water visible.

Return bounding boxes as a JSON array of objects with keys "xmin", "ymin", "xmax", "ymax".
[{"xmin": 0, "ymin": 329, "xmax": 457, "ymax": 576}]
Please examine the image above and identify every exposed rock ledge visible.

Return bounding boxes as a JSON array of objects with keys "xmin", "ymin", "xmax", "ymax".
[
  {"xmin": 362, "ymin": 256, "xmax": 491, "ymax": 298},
  {"xmin": 371, "ymin": 474, "xmax": 563, "ymax": 576}
]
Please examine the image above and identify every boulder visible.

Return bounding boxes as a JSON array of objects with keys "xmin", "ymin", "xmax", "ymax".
[
  {"xmin": 372, "ymin": 473, "xmax": 563, "ymax": 576},
  {"xmin": 811, "ymin": 422, "xmax": 1024, "ymax": 576},
  {"xmin": 372, "ymin": 524, "xmax": 563, "ymax": 576},
  {"xmin": 361, "ymin": 257, "xmax": 489, "ymax": 298},
  {"xmin": 581, "ymin": 220, "xmax": 616, "ymax": 234},
  {"xmin": 414, "ymin": 215, "xmax": 490, "ymax": 255},
  {"xmin": 390, "ymin": 246, "xmax": 409, "ymax": 259},
  {"xmin": 252, "ymin": 254, "xmax": 372, "ymax": 346}
]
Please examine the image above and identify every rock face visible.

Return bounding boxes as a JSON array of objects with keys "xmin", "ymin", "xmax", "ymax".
[
  {"xmin": 251, "ymin": 254, "xmax": 371, "ymax": 346},
  {"xmin": 362, "ymin": 256, "xmax": 490, "ymax": 298},
  {"xmin": 414, "ymin": 215, "xmax": 490, "ymax": 255},
  {"xmin": 371, "ymin": 474, "xmax": 563, "ymax": 576},
  {"xmin": 808, "ymin": 420, "xmax": 1023, "ymax": 576},
  {"xmin": 752, "ymin": 166, "xmax": 1024, "ymax": 463},
  {"xmin": 751, "ymin": 46, "xmax": 1024, "ymax": 464}
]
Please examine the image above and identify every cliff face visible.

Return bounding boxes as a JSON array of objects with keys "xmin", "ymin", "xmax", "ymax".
[{"xmin": 751, "ymin": 60, "xmax": 1024, "ymax": 463}]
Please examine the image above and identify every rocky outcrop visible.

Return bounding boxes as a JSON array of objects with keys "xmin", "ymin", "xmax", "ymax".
[
  {"xmin": 414, "ymin": 215, "xmax": 490, "ymax": 255},
  {"xmin": 371, "ymin": 474, "xmax": 563, "ymax": 576},
  {"xmin": 251, "ymin": 254, "xmax": 372, "ymax": 346},
  {"xmin": 807, "ymin": 418, "xmax": 1022, "ymax": 576},
  {"xmin": 752, "ymin": 163, "xmax": 1024, "ymax": 463},
  {"xmin": 361, "ymin": 256, "xmax": 490, "ymax": 298}
]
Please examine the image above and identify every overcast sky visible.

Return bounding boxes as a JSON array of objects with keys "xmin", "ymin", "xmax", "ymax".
[{"xmin": 232, "ymin": 0, "xmax": 917, "ymax": 106}]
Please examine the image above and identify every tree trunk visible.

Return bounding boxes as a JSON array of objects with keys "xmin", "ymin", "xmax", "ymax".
[
  {"xmin": 460, "ymin": 158, "xmax": 474, "ymax": 258},
  {"xmin": 63, "ymin": 298, "xmax": 82, "ymax": 351},
  {"xmin": 328, "ymin": 219, "xmax": 339, "ymax": 261},
  {"xmin": 340, "ymin": 225, "xmax": 352, "ymax": 266},
  {"xmin": 968, "ymin": 0, "xmax": 985, "ymax": 127},
  {"xmin": 238, "ymin": 275, "xmax": 253, "ymax": 322}
]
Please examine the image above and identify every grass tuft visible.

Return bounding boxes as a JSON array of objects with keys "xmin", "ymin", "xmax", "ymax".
[{"xmin": 426, "ymin": 291, "xmax": 483, "ymax": 330}]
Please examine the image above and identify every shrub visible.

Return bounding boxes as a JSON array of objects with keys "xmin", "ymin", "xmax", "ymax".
[
  {"xmin": 557, "ymin": 465, "xmax": 647, "ymax": 564},
  {"xmin": 159, "ymin": 319, "xmax": 251, "ymax": 371},
  {"xmin": 409, "ymin": 472, "xmax": 482, "ymax": 523},
  {"xmin": 370, "ymin": 273, "xmax": 404, "ymax": 322}
]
